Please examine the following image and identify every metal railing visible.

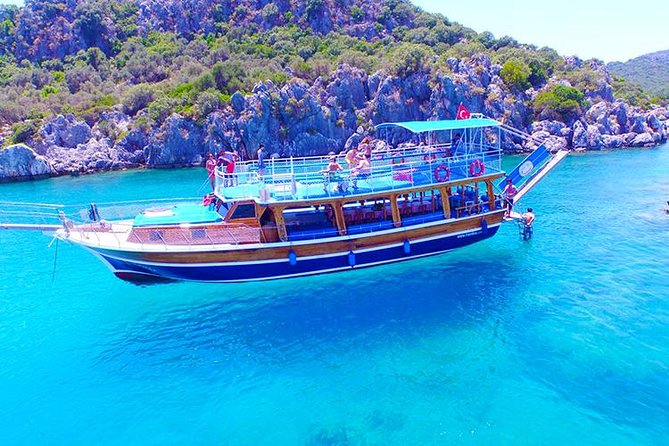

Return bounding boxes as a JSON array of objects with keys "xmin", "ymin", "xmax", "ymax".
[
  {"xmin": 1, "ymin": 199, "xmax": 262, "ymax": 250},
  {"xmin": 214, "ymin": 143, "xmax": 503, "ymax": 203}
]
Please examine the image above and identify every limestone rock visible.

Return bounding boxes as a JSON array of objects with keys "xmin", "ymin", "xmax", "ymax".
[
  {"xmin": 145, "ymin": 115, "xmax": 205, "ymax": 167},
  {"xmin": 0, "ymin": 144, "xmax": 53, "ymax": 181},
  {"xmin": 40, "ymin": 114, "xmax": 92, "ymax": 149},
  {"xmin": 630, "ymin": 133, "xmax": 656, "ymax": 147}
]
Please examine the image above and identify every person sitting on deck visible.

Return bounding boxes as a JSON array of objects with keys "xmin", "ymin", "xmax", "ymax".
[
  {"xmin": 350, "ymin": 153, "xmax": 371, "ymax": 190},
  {"xmin": 321, "ymin": 156, "xmax": 344, "ymax": 192},
  {"xmin": 502, "ymin": 179, "xmax": 518, "ymax": 217},
  {"xmin": 345, "ymin": 147, "xmax": 359, "ymax": 170}
]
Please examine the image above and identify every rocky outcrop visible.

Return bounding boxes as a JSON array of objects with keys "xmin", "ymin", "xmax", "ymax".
[
  {"xmin": 3, "ymin": 57, "xmax": 669, "ymax": 182},
  {"xmin": 0, "ymin": 144, "xmax": 53, "ymax": 181},
  {"xmin": 530, "ymin": 103, "xmax": 668, "ymax": 151},
  {"xmin": 145, "ymin": 115, "xmax": 206, "ymax": 167},
  {"xmin": 38, "ymin": 114, "xmax": 92, "ymax": 152}
]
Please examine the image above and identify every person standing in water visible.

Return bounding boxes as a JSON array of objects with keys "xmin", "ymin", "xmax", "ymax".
[{"xmin": 521, "ymin": 207, "xmax": 535, "ymax": 240}]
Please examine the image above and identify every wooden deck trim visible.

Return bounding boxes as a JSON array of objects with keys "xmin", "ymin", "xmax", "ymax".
[{"xmin": 127, "ymin": 210, "xmax": 505, "ymax": 264}]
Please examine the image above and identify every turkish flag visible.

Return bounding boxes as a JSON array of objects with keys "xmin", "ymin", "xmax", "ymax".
[{"xmin": 456, "ymin": 104, "xmax": 471, "ymax": 120}]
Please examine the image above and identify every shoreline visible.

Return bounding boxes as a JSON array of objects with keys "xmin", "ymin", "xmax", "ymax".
[{"xmin": 1, "ymin": 143, "xmax": 667, "ymax": 185}]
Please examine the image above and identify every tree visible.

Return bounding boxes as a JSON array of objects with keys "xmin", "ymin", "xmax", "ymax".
[
  {"xmin": 389, "ymin": 43, "xmax": 431, "ymax": 77},
  {"xmin": 533, "ymin": 84, "xmax": 586, "ymax": 122},
  {"xmin": 500, "ymin": 59, "xmax": 531, "ymax": 91},
  {"xmin": 211, "ymin": 60, "xmax": 246, "ymax": 94},
  {"xmin": 122, "ymin": 84, "xmax": 155, "ymax": 115}
]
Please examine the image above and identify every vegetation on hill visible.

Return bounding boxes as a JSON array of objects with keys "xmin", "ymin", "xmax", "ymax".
[
  {"xmin": 608, "ymin": 50, "xmax": 669, "ymax": 100},
  {"xmin": 0, "ymin": 0, "xmax": 664, "ymax": 148}
]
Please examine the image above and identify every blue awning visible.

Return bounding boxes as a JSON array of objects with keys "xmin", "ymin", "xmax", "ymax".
[{"xmin": 375, "ymin": 118, "xmax": 501, "ymax": 133}]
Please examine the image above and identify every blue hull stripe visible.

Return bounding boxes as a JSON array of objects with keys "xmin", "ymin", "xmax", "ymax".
[{"xmin": 97, "ymin": 226, "xmax": 499, "ymax": 282}]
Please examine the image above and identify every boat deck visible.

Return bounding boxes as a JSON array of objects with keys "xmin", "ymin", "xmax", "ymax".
[{"xmin": 215, "ymin": 144, "xmax": 503, "ymax": 203}]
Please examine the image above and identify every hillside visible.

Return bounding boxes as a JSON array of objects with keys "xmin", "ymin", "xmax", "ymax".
[
  {"xmin": 608, "ymin": 50, "xmax": 669, "ymax": 97},
  {"xmin": 0, "ymin": 0, "xmax": 667, "ymax": 181}
]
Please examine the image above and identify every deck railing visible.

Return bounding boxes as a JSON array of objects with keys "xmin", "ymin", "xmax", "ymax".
[{"xmin": 214, "ymin": 142, "xmax": 502, "ymax": 203}]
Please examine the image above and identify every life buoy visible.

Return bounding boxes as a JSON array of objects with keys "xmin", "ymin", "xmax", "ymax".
[
  {"xmin": 434, "ymin": 164, "xmax": 451, "ymax": 182},
  {"xmin": 469, "ymin": 159, "xmax": 485, "ymax": 177},
  {"xmin": 202, "ymin": 194, "xmax": 214, "ymax": 206},
  {"xmin": 392, "ymin": 157, "xmax": 406, "ymax": 165}
]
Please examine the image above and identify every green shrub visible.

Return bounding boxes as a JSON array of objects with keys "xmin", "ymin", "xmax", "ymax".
[
  {"xmin": 533, "ymin": 84, "xmax": 586, "ymax": 122},
  {"xmin": 122, "ymin": 84, "xmax": 155, "ymax": 115},
  {"xmin": 40, "ymin": 85, "xmax": 58, "ymax": 98},
  {"xmin": 196, "ymin": 89, "xmax": 223, "ymax": 116},
  {"xmin": 388, "ymin": 43, "xmax": 432, "ymax": 77},
  {"xmin": 500, "ymin": 59, "xmax": 531, "ymax": 91},
  {"xmin": 147, "ymin": 97, "xmax": 177, "ymax": 122},
  {"xmin": 93, "ymin": 94, "xmax": 115, "ymax": 107},
  {"xmin": 167, "ymin": 82, "xmax": 194, "ymax": 99},
  {"xmin": 9, "ymin": 119, "xmax": 41, "ymax": 144},
  {"xmin": 52, "ymin": 71, "xmax": 65, "ymax": 83},
  {"xmin": 211, "ymin": 60, "xmax": 246, "ymax": 94}
]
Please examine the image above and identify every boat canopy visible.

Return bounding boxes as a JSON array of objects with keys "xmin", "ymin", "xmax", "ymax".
[{"xmin": 375, "ymin": 118, "xmax": 501, "ymax": 134}]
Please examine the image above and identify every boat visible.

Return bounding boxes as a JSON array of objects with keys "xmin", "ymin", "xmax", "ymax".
[{"xmin": 0, "ymin": 116, "xmax": 567, "ymax": 283}]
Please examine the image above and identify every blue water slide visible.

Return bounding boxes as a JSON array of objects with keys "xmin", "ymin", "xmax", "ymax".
[{"xmin": 498, "ymin": 143, "xmax": 551, "ymax": 190}]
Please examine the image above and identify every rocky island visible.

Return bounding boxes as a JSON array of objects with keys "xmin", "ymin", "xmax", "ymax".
[{"xmin": 0, "ymin": 0, "xmax": 667, "ymax": 182}]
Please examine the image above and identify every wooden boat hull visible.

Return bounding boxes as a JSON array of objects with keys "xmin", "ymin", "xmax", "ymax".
[{"xmin": 79, "ymin": 211, "xmax": 503, "ymax": 283}]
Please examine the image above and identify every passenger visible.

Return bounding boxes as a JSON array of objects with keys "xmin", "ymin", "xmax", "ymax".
[
  {"xmin": 521, "ymin": 207, "xmax": 535, "ymax": 240},
  {"xmin": 216, "ymin": 152, "xmax": 228, "ymax": 176},
  {"xmin": 359, "ymin": 136, "xmax": 373, "ymax": 158},
  {"xmin": 452, "ymin": 132, "xmax": 462, "ymax": 148},
  {"xmin": 231, "ymin": 150, "xmax": 240, "ymax": 185},
  {"xmin": 345, "ymin": 147, "xmax": 359, "ymax": 170},
  {"xmin": 205, "ymin": 153, "xmax": 217, "ymax": 190},
  {"xmin": 350, "ymin": 153, "xmax": 371, "ymax": 189},
  {"xmin": 321, "ymin": 156, "xmax": 344, "ymax": 192},
  {"xmin": 257, "ymin": 144, "xmax": 266, "ymax": 178},
  {"xmin": 223, "ymin": 150, "xmax": 236, "ymax": 187},
  {"xmin": 522, "ymin": 207, "xmax": 535, "ymax": 226},
  {"xmin": 502, "ymin": 179, "xmax": 518, "ymax": 217}
]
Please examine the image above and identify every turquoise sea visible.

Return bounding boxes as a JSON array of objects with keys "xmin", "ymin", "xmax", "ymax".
[{"xmin": 1, "ymin": 146, "xmax": 669, "ymax": 445}]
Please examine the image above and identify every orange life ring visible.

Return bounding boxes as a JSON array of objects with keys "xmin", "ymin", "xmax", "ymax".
[
  {"xmin": 469, "ymin": 159, "xmax": 485, "ymax": 177},
  {"xmin": 434, "ymin": 164, "xmax": 451, "ymax": 182}
]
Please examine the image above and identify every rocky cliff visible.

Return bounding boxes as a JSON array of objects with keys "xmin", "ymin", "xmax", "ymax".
[{"xmin": 2, "ymin": 55, "xmax": 667, "ymax": 182}]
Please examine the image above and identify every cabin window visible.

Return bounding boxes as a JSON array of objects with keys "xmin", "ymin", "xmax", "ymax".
[
  {"xmin": 191, "ymin": 228, "xmax": 206, "ymax": 239},
  {"xmin": 343, "ymin": 197, "xmax": 394, "ymax": 234},
  {"xmin": 229, "ymin": 203, "xmax": 256, "ymax": 219},
  {"xmin": 449, "ymin": 181, "xmax": 491, "ymax": 218},
  {"xmin": 283, "ymin": 205, "xmax": 338, "ymax": 241},
  {"xmin": 398, "ymin": 190, "xmax": 445, "ymax": 226}
]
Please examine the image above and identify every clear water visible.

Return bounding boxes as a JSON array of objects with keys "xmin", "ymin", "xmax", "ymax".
[{"xmin": 1, "ymin": 148, "xmax": 668, "ymax": 445}]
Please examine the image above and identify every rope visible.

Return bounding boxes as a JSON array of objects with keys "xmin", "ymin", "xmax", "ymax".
[{"xmin": 51, "ymin": 238, "xmax": 59, "ymax": 283}]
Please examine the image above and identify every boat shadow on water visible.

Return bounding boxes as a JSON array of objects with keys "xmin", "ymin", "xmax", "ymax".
[{"xmin": 96, "ymin": 250, "xmax": 521, "ymax": 372}]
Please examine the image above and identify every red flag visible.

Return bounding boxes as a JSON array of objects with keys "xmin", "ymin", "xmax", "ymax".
[{"xmin": 456, "ymin": 104, "xmax": 471, "ymax": 120}]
